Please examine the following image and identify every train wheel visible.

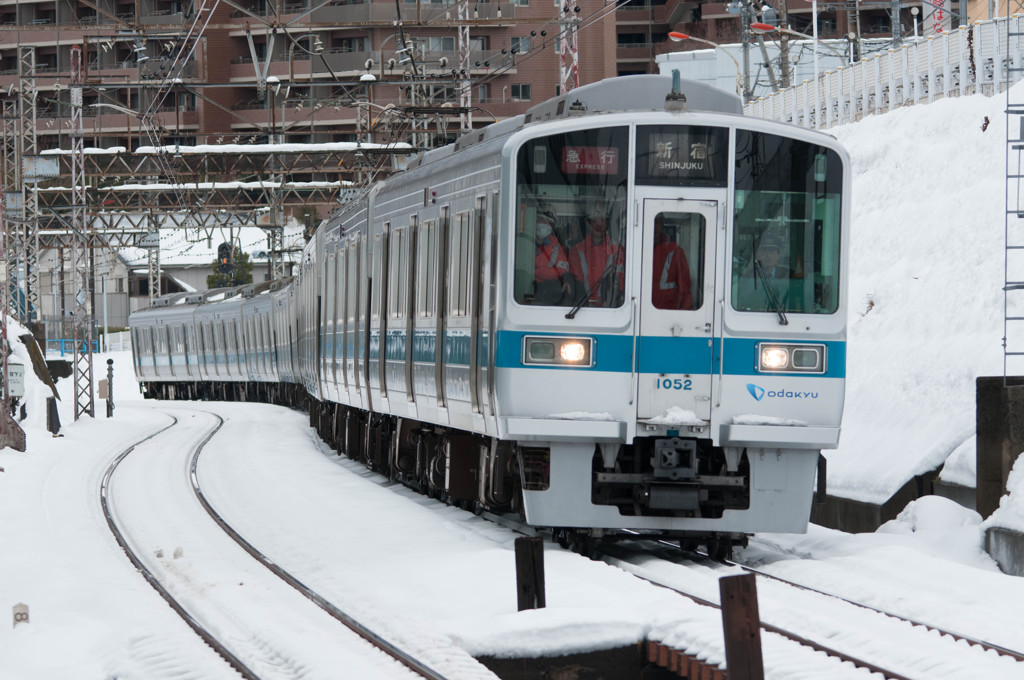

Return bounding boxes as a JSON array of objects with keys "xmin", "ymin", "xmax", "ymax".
[
  {"xmin": 706, "ymin": 536, "xmax": 732, "ymax": 562},
  {"xmin": 571, "ymin": 533, "xmax": 596, "ymax": 558}
]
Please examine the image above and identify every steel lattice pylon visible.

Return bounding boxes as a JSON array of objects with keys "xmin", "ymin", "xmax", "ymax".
[
  {"xmin": 70, "ymin": 46, "xmax": 93, "ymax": 420},
  {"xmin": 147, "ymin": 225, "xmax": 160, "ymax": 305},
  {"xmin": 559, "ymin": 0, "xmax": 580, "ymax": 94},
  {"xmin": 19, "ymin": 46, "xmax": 38, "ymax": 327},
  {"xmin": 0, "ymin": 164, "xmax": 26, "ymax": 451},
  {"xmin": 1, "ymin": 100, "xmax": 16, "ymax": 321}
]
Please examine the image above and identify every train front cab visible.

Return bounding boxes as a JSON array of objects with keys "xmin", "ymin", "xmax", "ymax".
[{"xmin": 499, "ymin": 114, "xmax": 849, "ymax": 536}]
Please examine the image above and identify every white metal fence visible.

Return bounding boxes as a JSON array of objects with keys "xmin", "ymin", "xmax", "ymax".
[
  {"xmin": 744, "ymin": 17, "xmax": 1024, "ymax": 129},
  {"xmin": 102, "ymin": 330, "xmax": 131, "ymax": 352}
]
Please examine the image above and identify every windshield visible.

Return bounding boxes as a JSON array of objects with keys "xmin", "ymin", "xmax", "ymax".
[
  {"xmin": 513, "ymin": 126, "xmax": 629, "ymax": 308},
  {"xmin": 731, "ymin": 130, "xmax": 843, "ymax": 315}
]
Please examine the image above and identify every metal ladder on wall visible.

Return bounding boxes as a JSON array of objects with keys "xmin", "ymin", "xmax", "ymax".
[{"xmin": 1006, "ymin": 11, "xmax": 1024, "ymax": 378}]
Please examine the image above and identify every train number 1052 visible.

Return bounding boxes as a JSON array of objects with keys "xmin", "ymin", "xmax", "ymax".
[{"xmin": 656, "ymin": 377, "xmax": 693, "ymax": 391}]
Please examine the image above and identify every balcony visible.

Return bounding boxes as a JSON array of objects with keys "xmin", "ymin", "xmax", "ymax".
[
  {"xmin": 308, "ymin": 1, "xmax": 515, "ymax": 25},
  {"xmin": 232, "ymin": 48, "xmax": 501, "ymax": 81}
]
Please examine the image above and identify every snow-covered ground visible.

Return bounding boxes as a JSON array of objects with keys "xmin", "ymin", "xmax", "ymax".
[{"xmin": 5, "ymin": 84, "xmax": 1024, "ymax": 678}]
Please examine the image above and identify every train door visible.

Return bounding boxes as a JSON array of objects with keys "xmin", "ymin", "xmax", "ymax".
[
  {"xmin": 636, "ymin": 198, "xmax": 720, "ymax": 424},
  {"xmin": 404, "ymin": 216, "xmax": 418, "ymax": 404},
  {"xmin": 435, "ymin": 207, "xmax": 449, "ymax": 409},
  {"xmin": 337, "ymin": 244, "xmax": 348, "ymax": 394},
  {"xmin": 347, "ymin": 236, "xmax": 363, "ymax": 402},
  {"xmin": 374, "ymin": 224, "xmax": 390, "ymax": 400},
  {"xmin": 324, "ymin": 249, "xmax": 336, "ymax": 396},
  {"xmin": 182, "ymin": 324, "xmax": 191, "ymax": 374},
  {"xmin": 470, "ymin": 197, "xmax": 487, "ymax": 414}
]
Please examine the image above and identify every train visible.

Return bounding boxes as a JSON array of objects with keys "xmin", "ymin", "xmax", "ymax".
[{"xmin": 130, "ymin": 74, "xmax": 850, "ymax": 556}]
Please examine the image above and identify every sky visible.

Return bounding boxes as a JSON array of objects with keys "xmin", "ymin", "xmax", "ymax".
[{"xmin": 3, "ymin": 84, "xmax": 1024, "ymax": 678}]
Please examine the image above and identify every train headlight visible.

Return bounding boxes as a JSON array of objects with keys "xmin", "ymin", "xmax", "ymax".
[
  {"xmin": 524, "ymin": 336, "xmax": 593, "ymax": 367},
  {"xmin": 758, "ymin": 343, "xmax": 826, "ymax": 373},
  {"xmin": 760, "ymin": 347, "xmax": 789, "ymax": 370},
  {"xmin": 560, "ymin": 341, "xmax": 587, "ymax": 363}
]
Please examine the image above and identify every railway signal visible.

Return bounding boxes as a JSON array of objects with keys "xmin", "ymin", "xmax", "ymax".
[{"xmin": 217, "ymin": 242, "xmax": 233, "ymax": 274}]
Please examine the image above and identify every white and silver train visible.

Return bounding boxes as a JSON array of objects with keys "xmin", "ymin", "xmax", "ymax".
[{"xmin": 130, "ymin": 75, "xmax": 850, "ymax": 553}]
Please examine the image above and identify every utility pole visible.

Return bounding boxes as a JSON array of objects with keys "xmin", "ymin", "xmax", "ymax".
[{"xmin": 778, "ymin": 0, "xmax": 791, "ymax": 87}]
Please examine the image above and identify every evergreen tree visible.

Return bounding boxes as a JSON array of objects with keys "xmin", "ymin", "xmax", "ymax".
[{"xmin": 206, "ymin": 249, "xmax": 254, "ymax": 289}]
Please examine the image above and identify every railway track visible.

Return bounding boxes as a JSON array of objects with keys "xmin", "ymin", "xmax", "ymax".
[
  {"xmin": 103, "ymin": 401, "xmax": 1020, "ymax": 679},
  {"xmin": 603, "ymin": 540, "xmax": 1024, "ymax": 679},
  {"xmin": 307, "ymin": 431, "xmax": 1024, "ymax": 678},
  {"xmin": 100, "ymin": 407, "xmax": 454, "ymax": 680}
]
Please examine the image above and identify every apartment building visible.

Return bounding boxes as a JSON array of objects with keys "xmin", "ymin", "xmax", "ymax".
[{"xmin": 0, "ymin": 0, "xmax": 617, "ymax": 150}]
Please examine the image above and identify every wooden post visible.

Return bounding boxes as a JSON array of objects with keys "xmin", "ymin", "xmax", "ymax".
[
  {"xmin": 514, "ymin": 536, "xmax": 545, "ymax": 611},
  {"xmin": 719, "ymin": 573, "xmax": 764, "ymax": 680}
]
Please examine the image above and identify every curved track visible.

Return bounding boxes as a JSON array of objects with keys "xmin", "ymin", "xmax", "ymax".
[{"xmin": 100, "ymin": 407, "xmax": 451, "ymax": 680}]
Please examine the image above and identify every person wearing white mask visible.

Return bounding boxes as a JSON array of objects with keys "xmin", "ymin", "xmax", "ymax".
[{"xmin": 532, "ymin": 205, "xmax": 572, "ymax": 305}]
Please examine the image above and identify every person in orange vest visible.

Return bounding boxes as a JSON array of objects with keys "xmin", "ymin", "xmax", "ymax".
[
  {"xmin": 532, "ymin": 205, "xmax": 573, "ymax": 305},
  {"xmin": 652, "ymin": 214, "xmax": 693, "ymax": 310},
  {"xmin": 569, "ymin": 203, "xmax": 626, "ymax": 308}
]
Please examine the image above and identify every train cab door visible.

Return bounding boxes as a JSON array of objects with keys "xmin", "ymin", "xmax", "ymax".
[{"xmin": 636, "ymin": 197, "xmax": 720, "ymax": 425}]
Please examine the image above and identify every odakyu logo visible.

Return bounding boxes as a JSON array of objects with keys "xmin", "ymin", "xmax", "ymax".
[{"xmin": 746, "ymin": 383, "xmax": 818, "ymax": 401}]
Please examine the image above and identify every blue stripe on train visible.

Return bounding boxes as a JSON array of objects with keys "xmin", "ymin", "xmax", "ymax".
[{"xmin": 352, "ymin": 329, "xmax": 846, "ymax": 378}]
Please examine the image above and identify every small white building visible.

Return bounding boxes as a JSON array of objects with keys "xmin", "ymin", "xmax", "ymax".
[{"xmin": 31, "ymin": 218, "xmax": 304, "ymax": 343}]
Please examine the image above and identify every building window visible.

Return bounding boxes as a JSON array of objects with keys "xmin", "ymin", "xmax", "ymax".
[
  {"xmin": 478, "ymin": 84, "xmax": 490, "ymax": 103},
  {"xmin": 333, "ymin": 37, "xmax": 368, "ymax": 53},
  {"xmin": 511, "ymin": 83, "xmax": 531, "ymax": 101},
  {"xmin": 426, "ymin": 36, "xmax": 456, "ymax": 52},
  {"xmin": 511, "ymin": 36, "xmax": 531, "ymax": 53},
  {"xmin": 514, "ymin": 0, "xmax": 529, "ymax": 6}
]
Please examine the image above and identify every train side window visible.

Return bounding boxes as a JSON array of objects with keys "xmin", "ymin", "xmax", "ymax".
[
  {"xmin": 371, "ymin": 229, "xmax": 387, "ymax": 322},
  {"xmin": 324, "ymin": 252, "xmax": 334, "ymax": 349},
  {"xmin": 389, "ymin": 228, "xmax": 407, "ymax": 320},
  {"xmin": 448, "ymin": 211, "xmax": 471, "ymax": 317},
  {"xmin": 417, "ymin": 219, "xmax": 437, "ymax": 318},
  {"xmin": 347, "ymin": 240, "xmax": 359, "ymax": 326}
]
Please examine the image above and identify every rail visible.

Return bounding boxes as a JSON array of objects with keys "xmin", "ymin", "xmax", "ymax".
[{"xmin": 744, "ymin": 16, "xmax": 1024, "ymax": 129}]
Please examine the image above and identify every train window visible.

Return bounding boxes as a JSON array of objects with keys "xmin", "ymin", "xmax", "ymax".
[
  {"xmin": 417, "ymin": 220, "xmax": 437, "ymax": 318},
  {"xmin": 514, "ymin": 126, "xmax": 629, "ymax": 308},
  {"xmin": 651, "ymin": 212, "xmax": 705, "ymax": 311},
  {"xmin": 371, "ymin": 232, "xmax": 384, "ymax": 322},
  {"xmin": 347, "ymin": 240, "xmax": 359, "ymax": 324},
  {"xmin": 731, "ymin": 131, "xmax": 843, "ymax": 315},
  {"xmin": 324, "ymin": 253, "xmax": 334, "ymax": 356},
  {"xmin": 389, "ymin": 228, "xmax": 407, "ymax": 320},
  {"xmin": 448, "ymin": 211, "xmax": 471, "ymax": 316},
  {"xmin": 636, "ymin": 125, "xmax": 729, "ymax": 187}
]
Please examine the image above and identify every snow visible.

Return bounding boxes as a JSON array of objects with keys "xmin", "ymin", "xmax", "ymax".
[
  {"xmin": 5, "ymin": 85, "xmax": 1024, "ymax": 677},
  {"xmin": 40, "ymin": 141, "xmax": 414, "ymax": 155},
  {"xmin": 645, "ymin": 406, "xmax": 704, "ymax": 426},
  {"xmin": 826, "ymin": 85, "xmax": 1007, "ymax": 504}
]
